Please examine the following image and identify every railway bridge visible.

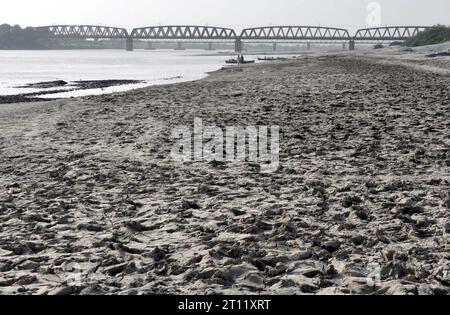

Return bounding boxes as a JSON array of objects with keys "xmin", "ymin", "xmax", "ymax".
[{"xmin": 32, "ymin": 25, "xmax": 432, "ymax": 52}]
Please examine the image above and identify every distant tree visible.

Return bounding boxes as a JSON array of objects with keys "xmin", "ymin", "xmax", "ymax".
[
  {"xmin": 0, "ymin": 24, "xmax": 12, "ymax": 49},
  {"xmin": 406, "ymin": 25, "xmax": 450, "ymax": 47},
  {"xmin": 0, "ymin": 23, "xmax": 120, "ymax": 49},
  {"xmin": 0, "ymin": 23, "xmax": 50, "ymax": 49}
]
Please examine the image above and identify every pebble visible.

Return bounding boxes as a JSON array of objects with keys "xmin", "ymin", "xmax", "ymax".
[
  {"xmin": 151, "ymin": 247, "xmax": 167, "ymax": 261},
  {"xmin": 342, "ymin": 196, "xmax": 363, "ymax": 208},
  {"xmin": 77, "ymin": 223, "xmax": 104, "ymax": 232},
  {"xmin": 354, "ymin": 209, "xmax": 370, "ymax": 221},
  {"xmin": 242, "ymin": 273, "xmax": 265, "ymax": 291},
  {"xmin": 187, "ymin": 255, "xmax": 203, "ymax": 265},
  {"xmin": 303, "ymin": 268, "xmax": 322, "ymax": 278},
  {"xmin": 267, "ymin": 264, "xmax": 288, "ymax": 277},
  {"xmin": 322, "ymin": 241, "xmax": 342, "ymax": 253},
  {"xmin": 48, "ymin": 286, "xmax": 74, "ymax": 296},
  {"xmin": 252, "ymin": 259, "xmax": 267, "ymax": 271},
  {"xmin": 18, "ymin": 260, "xmax": 40, "ymax": 271},
  {"xmin": 382, "ymin": 248, "xmax": 396, "ymax": 261},
  {"xmin": 382, "ymin": 247, "xmax": 408, "ymax": 262},
  {"xmin": 15, "ymin": 274, "xmax": 37, "ymax": 285},
  {"xmin": 230, "ymin": 208, "xmax": 246, "ymax": 216},
  {"xmin": 300, "ymin": 283, "xmax": 319, "ymax": 293},
  {"xmin": 0, "ymin": 262, "xmax": 13, "ymax": 272},
  {"xmin": 182, "ymin": 200, "xmax": 201, "ymax": 210},
  {"xmin": 197, "ymin": 267, "xmax": 217, "ymax": 280},
  {"xmin": 330, "ymin": 258, "xmax": 347, "ymax": 274},
  {"xmin": 395, "ymin": 198, "xmax": 425, "ymax": 215},
  {"xmin": 104, "ymin": 262, "xmax": 131, "ymax": 276},
  {"xmin": 296, "ymin": 250, "xmax": 313, "ymax": 260},
  {"xmin": 443, "ymin": 192, "xmax": 450, "ymax": 209},
  {"xmin": 351, "ymin": 235, "xmax": 366, "ymax": 246},
  {"xmin": 315, "ymin": 249, "xmax": 332, "ymax": 260},
  {"xmin": 80, "ymin": 286, "xmax": 106, "ymax": 295}
]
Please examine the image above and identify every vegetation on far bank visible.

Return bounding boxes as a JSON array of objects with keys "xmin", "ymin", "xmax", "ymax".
[
  {"xmin": 0, "ymin": 24, "xmax": 47, "ymax": 49},
  {"xmin": 0, "ymin": 23, "xmax": 231, "ymax": 50},
  {"xmin": 406, "ymin": 25, "xmax": 450, "ymax": 47},
  {"xmin": 0, "ymin": 23, "xmax": 125, "ymax": 49}
]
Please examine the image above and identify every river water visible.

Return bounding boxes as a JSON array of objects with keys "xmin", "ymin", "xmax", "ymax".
[{"xmin": 0, "ymin": 49, "xmax": 235, "ymax": 98}]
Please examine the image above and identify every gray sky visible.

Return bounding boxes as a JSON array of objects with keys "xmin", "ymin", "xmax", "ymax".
[{"xmin": 1, "ymin": 0, "xmax": 449, "ymax": 32}]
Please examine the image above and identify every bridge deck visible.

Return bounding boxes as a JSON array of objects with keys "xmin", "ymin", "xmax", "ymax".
[
  {"xmin": 240, "ymin": 26, "xmax": 351, "ymax": 41},
  {"xmin": 131, "ymin": 25, "xmax": 237, "ymax": 40},
  {"xmin": 31, "ymin": 24, "xmax": 433, "ymax": 52}
]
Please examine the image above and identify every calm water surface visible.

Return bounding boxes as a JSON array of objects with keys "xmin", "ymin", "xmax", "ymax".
[{"xmin": 0, "ymin": 49, "xmax": 235, "ymax": 98}]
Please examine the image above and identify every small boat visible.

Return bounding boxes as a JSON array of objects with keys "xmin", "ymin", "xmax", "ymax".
[
  {"xmin": 225, "ymin": 56, "xmax": 255, "ymax": 64},
  {"xmin": 225, "ymin": 58, "xmax": 238, "ymax": 64},
  {"xmin": 225, "ymin": 59, "xmax": 255, "ymax": 64}
]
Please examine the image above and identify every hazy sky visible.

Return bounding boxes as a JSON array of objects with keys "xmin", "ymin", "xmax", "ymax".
[{"xmin": 1, "ymin": 0, "xmax": 449, "ymax": 32}]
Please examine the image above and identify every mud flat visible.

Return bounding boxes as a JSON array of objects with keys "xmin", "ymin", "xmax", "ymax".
[
  {"xmin": 0, "ymin": 80, "xmax": 144, "ymax": 104},
  {"xmin": 0, "ymin": 50, "xmax": 449, "ymax": 295}
]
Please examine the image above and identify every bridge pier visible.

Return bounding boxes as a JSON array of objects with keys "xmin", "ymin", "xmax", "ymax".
[
  {"xmin": 126, "ymin": 37, "xmax": 133, "ymax": 51},
  {"xmin": 342, "ymin": 42, "xmax": 346, "ymax": 50},
  {"xmin": 175, "ymin": 42, "xmax": 185, "ymax": 50},
  {"xmin": 273, "ymin": 42, "xmax": 277, "ymax": 51},
  {"xmin": 235, "ymin": 38, "xmax": 243, "ymax": 53},
  {"xmin": 307, "ymin": 42, "xmax": 311, "ymax": 50},
  {"xmin": 349, "ymin": 39, "xmax": 355, "ymax": 51},
  {"xmin": 206, "ymin": 42, "xmax": 214, "ymax": 50},
  {"xmin": 147, "ymin": 42, "xmax": 156, "ymax": 50}
]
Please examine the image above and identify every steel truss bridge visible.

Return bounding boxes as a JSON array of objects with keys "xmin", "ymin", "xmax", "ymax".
[
  {"xmin": 131, "ymin": 25, "xmax": 237, "ymax": 40},
  {"xmin": 33, "ymin": 25, "xmax": 129, "ymax": 39},
  {"xmin": 353, "ymin": 26, "xmax": 431, "ymax": 41},
  {"xmin": 240, "ymin": 26, "xmax": 350, "ymax": 40},
  {"xmin": 32, "ymin": 25, "xmax": 433, "ymax": 52}
]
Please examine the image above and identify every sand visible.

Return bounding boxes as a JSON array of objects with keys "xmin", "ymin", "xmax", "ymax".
[{"xmin": 0, "ymin": 48, "xmax": 449, "ymax": 295}]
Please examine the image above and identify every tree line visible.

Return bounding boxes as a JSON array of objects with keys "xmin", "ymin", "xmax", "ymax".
[
  {"xmin": 0, "ymin": 23, "xmax": 131, "ymax": 50},
  {"xmin": 406, "ymin": 25, "xmax": 450, "ymax": 47},
  {"xmin": 0, "ymin": 24, "xmax": 50, "ymax": 49}
]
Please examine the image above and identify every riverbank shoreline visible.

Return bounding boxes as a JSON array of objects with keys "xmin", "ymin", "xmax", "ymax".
[
  {"xmin": 0, "ymin": 79, "xmax": 146, "ymax": 104},
  {"xmin": 0, "ymin": 49, "xmax": 233, "ymax": 103},
  {"xmin": 2, "ymin": 43, "xmax": 449, "ymax": 105},
  {"xmin": 0, "ymin": 50, "xmax": 449, "ymax": 295}
]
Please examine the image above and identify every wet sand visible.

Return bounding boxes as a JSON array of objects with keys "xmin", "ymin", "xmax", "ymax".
[
  {"xmin": 0, "ymin": 51, "xmax": 449, "ymax": 295},
  {"xmin": 0, "ymin": 80, "xmax": 144, "ymax": 104}
]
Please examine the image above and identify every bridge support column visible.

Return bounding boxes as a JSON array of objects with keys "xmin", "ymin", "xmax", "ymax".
[
  {"xmin": 273, "ymin": 42, "xmax": 277, "ymax": 52},
  {"xmin": 235, "ymin": 38, "xmax": 243, "ymax": 53},
  {"xmin": 206, "ymin": 42, "xmax": 214, "ymax": 50},
  {"xmin": 147, "ymin": 42, "xmax": 156, "ymax": 50},
  {"xmin": 307, "ymin": 42, "xmax": 311, "ymax": 50},
  {"xmin": 126, "ymin": 37, "xmax": 133, "ymax": 51},
  {"xmin": 349, "ymin": 39, "xmax": 355, "ymax": 51},
  {"xmin": 175, "ymin": 42, "xmax": 184, "ymax": 50},
  {"xmin": 342, "ymin": 42, "xmax": 346, "ymax": 50}
]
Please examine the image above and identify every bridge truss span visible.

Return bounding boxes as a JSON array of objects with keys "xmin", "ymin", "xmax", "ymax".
[
  {"xmin": 33, "ymin": 25, "xmax": 129, "ymax": 39},
  {"xmin": 30, "ymin": 24, "xmax": 435, "ymax": 51},
  {"xmin": 239, "ymin": 26, "xmax": 351, "ymax": 41},
  {"xmin": 353, "ymin": 26, "xmax": 431, "ymax": 41},
  {"xmin": 131, "ymin": 25, "xmax": 238, "ymax": 40}
]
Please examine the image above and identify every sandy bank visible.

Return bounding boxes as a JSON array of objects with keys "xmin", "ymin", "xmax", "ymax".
[{"xmin": 0, "ymin": 52, "xmax": 449, "ymax": 295}]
